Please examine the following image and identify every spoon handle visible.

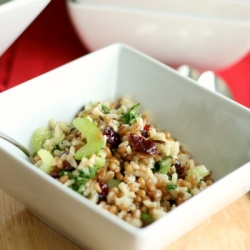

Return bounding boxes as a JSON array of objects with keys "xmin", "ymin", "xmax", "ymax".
[{"xmin": 0, "ymin": 131, "xmax": 31, "ymax": 158}]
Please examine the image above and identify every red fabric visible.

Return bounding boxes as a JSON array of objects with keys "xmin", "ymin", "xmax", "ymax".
[
  {"xmin": 0, "ymin": 0, "xmax": 250, "ymax": 108},
  {"xmin": 0, "ymin": 0, "xmax": 87, "ymax": 90}
]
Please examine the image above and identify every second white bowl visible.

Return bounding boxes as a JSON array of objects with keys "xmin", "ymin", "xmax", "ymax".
[{"xmin": 67, "ymin": 0, "xmax": 250, "ymax": 70}]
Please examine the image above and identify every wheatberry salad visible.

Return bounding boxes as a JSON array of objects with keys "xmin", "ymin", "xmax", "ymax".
[{"xmin": 31, "ymin": 96, "xmax": 213, "ymax": 228}]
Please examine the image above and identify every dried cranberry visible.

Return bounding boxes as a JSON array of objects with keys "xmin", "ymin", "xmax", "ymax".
[
  {"xmin": 128, "ymin": 134, "xmax": 157, "ymax": 156},
  {"xmin": 174, "ymin": 161, "xmax": 186, "ymax": 179},
  {"xmin": 50, "ymin": 171, "xmax": 60, "ymax": 179},
  {"xmin": 62, "ymin": 160, "xmax": 75, "ymax": 171},
  {"xmin": 104, "ymin": 126, "xmax": 121, "ymax": 148},
  {"xmin": 98, "ymin": 181, "xmax": 109, "ymax": 202},
  {"xmin": 141, "ymin": 124, "xmax": 150, "ymax": 137}
]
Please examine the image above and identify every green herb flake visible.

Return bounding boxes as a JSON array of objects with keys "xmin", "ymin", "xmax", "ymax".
[
  {"xmin": 140, "ymin": 212, "xmax": 154, "ymax": 223},
  {"xmin": 59, "ymin": 171, "xmax": 74, "ymax": 179},
  {"xmin": 152, "ymin": 162, "xmax": 160, "ymax": 173},
  {"xmin": 101, "ymin": 104, "xmax": 110, "ymax": 114},
  {"xmin": 60, "ymin": 166, "xmax": 97, "ymax": 194},
  {"xmin": 77, "ymin": 184, "xmax": 85, "ymax": 193},
  {"xmin": 121, "ymin": 103, "xmax": 141, "ymax": 124},
  {"xmin": 78, "ymin": 167, "xmax": 96, "ymax": 179},
  {"xmin": 167, "ymin": 184, "xmax": 177, "ymax": 190},
  {"xmin": 70, "ymin": 184, "xmax": 78, "ymax": 192}
]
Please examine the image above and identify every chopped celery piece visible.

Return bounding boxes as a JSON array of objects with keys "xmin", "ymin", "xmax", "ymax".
[
  {"xmin": 159, "ymin": 157, "xmax": 172, "ymax": 174},
  {"xmin": 88, "ymin": 167, "xmax": 96, "ymax": 179},
  {"xmin": 32, "ymin": 127, "xmax": 51, "ymax": 153},
  {"xmin": 106, "ymin": 179, "xmax": 120, "ymax": 188},
  {"xmin": 167, "ymin": 184, "xmax": 177, "ymax": 190},
  {"xmin": 95, "ymin": 156, "xmax": 106, "ymax": 169},
  {"xmin": 73, "ymin": 117, "xmax": 104, "ymax": 160},
  {"xmin": 153, "ymin": 157, "xmax": 172, "ymax": 174},
  {"xmin": 37, "ymin": 149, "xmax": 54, "ymax": 174},
  {"xmin": 186, "ymin": 165, "xmax": 210, "ymax": 180}
]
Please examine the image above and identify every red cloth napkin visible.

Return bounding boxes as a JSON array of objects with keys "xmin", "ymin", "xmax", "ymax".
[{"xmin": 0, "ymin": 0, "xmax": 250, "ymax": 108}]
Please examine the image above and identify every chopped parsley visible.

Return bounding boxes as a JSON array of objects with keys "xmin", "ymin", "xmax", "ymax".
[
  {"xmin": 60, "ymin": 167, "xmax": 96, "ymax": 193},
  {"xmin": 140, "ymin": 212, "xmax": 154, "ymax": 223},
  {"xmin": 121, "ymin": 103, "xmax": 141, "ymax": 124},
  {"xmin": 101, "ymin": 104, "xmax": 110, "ymax": 114},
  {"xmin": 167, "ymin": 184, "xmax": 177, "ymax": 190}
]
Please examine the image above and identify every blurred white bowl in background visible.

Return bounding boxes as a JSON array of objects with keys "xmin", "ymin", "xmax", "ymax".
[
  {"xmin": 74, "ymin": 0, "xmax": 250, "ymax": 21},
  {"xmin": 66, "ymin": 0, "xmax": 250, "ymax": 70},
  {"xmin": 0, "ymin": 0, "xmax": 50, "ymax": 57}
]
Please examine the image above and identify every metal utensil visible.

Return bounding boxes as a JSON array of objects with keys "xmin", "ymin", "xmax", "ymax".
[
  {"xmin": 197, "ymin": 71, "xmax": 233, "ymax": 99},
  {"xmin": 0, "ymin": 131, "xmax": 32, "ymax": 160},
  {"xmin": 177, "ymin": 65, "xmax": 233, "ymax": 99},
  {"xmin": 177, "ymin": 64, "xmax": 200, "ymax": 81}
]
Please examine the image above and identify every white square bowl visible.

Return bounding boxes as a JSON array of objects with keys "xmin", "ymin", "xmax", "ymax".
[
  {"xmin": 0, "ymin": 0, "xmax": 50, "ymax": 57},
  {"xmin": 1, "ymin": 43, "xmax": 250, "ymax": 250}
]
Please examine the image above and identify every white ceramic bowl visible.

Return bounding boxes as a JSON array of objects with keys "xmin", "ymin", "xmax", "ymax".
[
  {"xmin": 0, "ymin": 0, "xmax": 50, "ymax": 57},
  {"xmin": 66, "ymin": 0, "xmax": 250, "ymax": 70},
  {"xmin": 1, "ymin": 43, "xmax": 250, "ymax": 250},
  {"xmin": 74, "ymin": 0, "xmax": 250, "ymax": 21}
]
